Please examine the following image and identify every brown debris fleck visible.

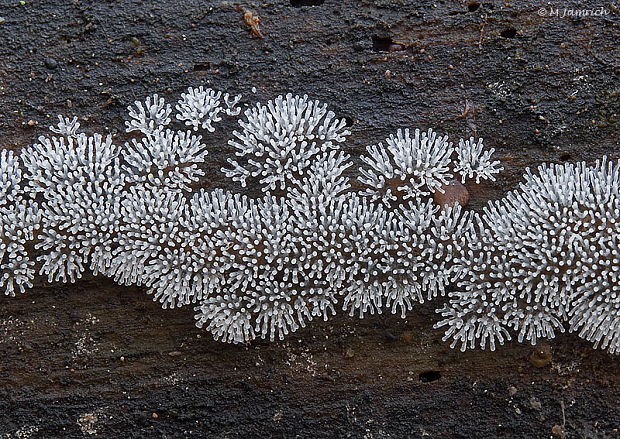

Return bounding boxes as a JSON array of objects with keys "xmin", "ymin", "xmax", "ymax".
[
  {"xmin": 529, "ymin": 396, "xmax": 542, "ymax": 410},
  {"xmin": 507, "ymin": 385, "xmax": 517, "ymax": 396},
  {"xmin": 388, "ymin": 43, "xmax": 405, "ymax": 52},
  {"xmin": 530, "ymin": 343, "xmax": 552, "ymax": 368},
  {"xmin": 400, "ymin": 331, "xmax": 414, "ymax": 343},
  {"xmin": 243, "ymin": 9, "xmax": 264, "ymax": 39},
  {"xmin": 552, "ymin": 424, "xmax": 566, "ymax": 438},
  {"xmin": 434, "ymin": 179, "xmax": 470, "ymax": 207}
]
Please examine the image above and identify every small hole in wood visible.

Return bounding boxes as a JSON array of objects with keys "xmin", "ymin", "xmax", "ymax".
[
  {"xmin": 372, "ymin": 36, "xmax": 393, "ymax": 52},
  {"xmin": 372, "ymin": 36, "xmax": 405, "ymax": 52},
  {"xmin": 500, "ymin": 28, "xmax": 517, "ymax": 38},
  {"xmin": 419, "ymin": 371, "xmax": 441, "ymax": 382},
  {"xmin": 290, "ymin": 0, "xmax": 325, "ymax": 7},
  {"xmin": 467, "ymin": 2, "xmax": 480, "ymax": 12},
  {"xmin": 193, "ymin": 62, "xmax": 211, "ymax": 71}
]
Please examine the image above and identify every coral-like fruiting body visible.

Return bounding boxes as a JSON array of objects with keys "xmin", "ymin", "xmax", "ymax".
[
  {"xmin": 436, "ymin": 158, "xmax": 620, "ymax": 354},
  {"xmin": 223, "ymin": 93, "xmax": 350, "ymax": 192},
  {"xmin": 4, "ymin": 88, "xmax": 618, "ymax": 356},
  {"xmin": 126, "ymin": 93, "xmax": 172, "ymax": 135},
  {"xmin": 123, "ymin": 128, "xmax": 208, "ymax": 192},
  {"xmin": 0, "ymin": 149, "xmax": 39, "ymax": 296},
  {"xmin": 21, "ymin": 131, "xmax": 123, "ymax": 282},
  {"xmin": 358, "ymin": 128, "xmax": 454, "ymax": 206},
  {"xmin": 454, "ymin": 137, "xmax": 503, "ymax": 184}
]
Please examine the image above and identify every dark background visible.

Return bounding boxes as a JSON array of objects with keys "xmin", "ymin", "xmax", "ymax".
[{"xmin": 0, "ymin": 0, "xmax": 618, "ymax": 437}]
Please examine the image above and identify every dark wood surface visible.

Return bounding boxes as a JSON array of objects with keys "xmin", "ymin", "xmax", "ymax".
[{"xmin": 0, "ymin": 1, "xmax": 618, "ymax": 437}]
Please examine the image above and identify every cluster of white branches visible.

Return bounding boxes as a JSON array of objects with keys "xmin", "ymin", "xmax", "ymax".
[
  {"xmin": 0, "ymin": 150, "xmax": 39, "ymax": 296},
  {"xmin": 1, "ymin": 88, "xmax": 618, "ymax": 356},
  {"xmin": 436, "ymin": 159, "xmax": 620, "ymax": 354},
  {"xmin": 222, "ymin": 93, "xmax": 351, "ymax": 193}
]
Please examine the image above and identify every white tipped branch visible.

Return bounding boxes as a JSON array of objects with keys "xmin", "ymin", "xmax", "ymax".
[
  {"xmin": 176, "ymin": 86, "xmax": 223, "ymax": 132},
  {"xmin": 21, "ymin": 133, "xmax": 123, "ymax": 283},
  {"xmin": 358, "ymin": 128, "xmax": 454, "ymax": 206},
  {"xmin": 126, "ymin": 94, "xmax": 172, "ymax": 135},
  {"xmin": 455, "ymin": 137, "xmax": 503, "ymax": 184},
  {"xmin": 49, "ymin": 115, "xmax": 81, "ymax": 138},
  {"xmin": 122, "ymin": 128, "xmax": 208, "ymax": 192},
  {"xmin": 223, "ymin": 93, "xmax": 350, "ymax": 193}
]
